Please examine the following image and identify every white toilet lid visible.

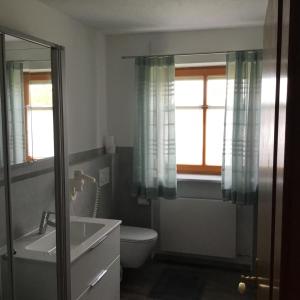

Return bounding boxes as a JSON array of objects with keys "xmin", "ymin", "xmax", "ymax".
[{"xmin": 120, "ymin": 225, "xmax": 158, "ymax": 242}]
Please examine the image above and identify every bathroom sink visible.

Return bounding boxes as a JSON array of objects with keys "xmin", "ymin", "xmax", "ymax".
[
  {"xmin": 25, "ymin": 230, "xmax": 56, "ymax": 254},
  {"xmin": 13, "ymin": 216, "xmax": 121, "ymax": 263},
  {"xmin": 25, "ymin": 221, "xmax": 105, "ymax": 255},
  {"xmin": 70, "ymin": 221, "xmax": 105, "ymax": 246}
]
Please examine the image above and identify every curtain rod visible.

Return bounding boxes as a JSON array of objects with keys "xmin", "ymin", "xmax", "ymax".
[{"xmin": 121, "ymin": 49, "xmax": 262, "ymax": 59}]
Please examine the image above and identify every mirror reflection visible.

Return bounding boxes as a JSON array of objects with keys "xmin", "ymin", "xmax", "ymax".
[
  {"xmin": 1, "ymin": 34, "xmax": 58, "ymax": 300},
  {"xmin": 4, "ymin": 35, "xmax": 53, "ymax": 165}
]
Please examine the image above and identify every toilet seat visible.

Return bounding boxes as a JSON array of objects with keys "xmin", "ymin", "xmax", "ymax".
[{"xmin": 120, "ymin": 225, "xmax": 158, "ymax": 243}]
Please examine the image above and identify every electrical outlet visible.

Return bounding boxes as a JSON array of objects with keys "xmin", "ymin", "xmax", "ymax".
[{"xmin": 99, "ymin": 167, "xmax": 110, "ymax": 187}]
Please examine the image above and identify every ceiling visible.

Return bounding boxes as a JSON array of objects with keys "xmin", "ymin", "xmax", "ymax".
[{"xmin": 39, "ymin": 0, "xmax": 268, "ymax": 34}]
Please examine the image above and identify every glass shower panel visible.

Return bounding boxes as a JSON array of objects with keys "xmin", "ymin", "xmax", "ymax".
[
  {"xmin": 0, "ymin": 80, "xmax": 12, "ymax": 300},
  {"xmin": 4, "ymin": 34, "xmax": 58, "ymax": 300}
]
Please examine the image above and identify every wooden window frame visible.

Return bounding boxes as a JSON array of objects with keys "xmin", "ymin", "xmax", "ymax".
[
  {"xmin": 175, "ymin": 66, "xmax": 226, "ymax": 175},
  {"xmin": 23, "ymin": 72, "xmax": 52, "ymax": 161}
]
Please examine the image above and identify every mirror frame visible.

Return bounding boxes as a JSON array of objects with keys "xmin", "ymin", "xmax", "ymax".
[{"xmin": 0, "ymin": 26, "xmax": 70, "ymax": 300}]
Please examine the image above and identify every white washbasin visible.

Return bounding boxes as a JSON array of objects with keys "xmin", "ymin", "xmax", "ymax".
[
  {"xmin": 25, "ymin": 221, "xmax": 105, "ymax": 255},
  {"xmin": 26, "ymin": 230, "xmax": 56, "ymax": 254},
  {"xmin": 14, "ymin": 217, "xmax": 121, "ymax": 263},
  {"xmin": 70, "ymin": 221, "xmax": 105, "ymax": 246}
]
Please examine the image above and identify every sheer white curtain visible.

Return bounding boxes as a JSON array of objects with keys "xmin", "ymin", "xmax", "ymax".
[
  {"xmin": 133, "ymin": 56, "xmax": 177, "ymax": 200},
  {"xmin": 222, "ymin": 51, "xmax": 262, "ymax": 205},
  {"xmin": 2, "ymin": 62, "xmax": 26, "ymax": 165}
]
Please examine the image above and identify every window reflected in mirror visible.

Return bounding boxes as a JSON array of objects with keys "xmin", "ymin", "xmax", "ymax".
[
  {"xmin": 24, "ymin": 72, "xmax": 54, "ymax": 160},
  {"xmin": 4, "ymin": 35, "xmax": 53, "ymax": 165}
]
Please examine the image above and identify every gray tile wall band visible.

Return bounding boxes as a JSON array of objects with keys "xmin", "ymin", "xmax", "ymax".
[{"xmin": 0, "ymin": 147, "xmax": 105, "ymax": 184}]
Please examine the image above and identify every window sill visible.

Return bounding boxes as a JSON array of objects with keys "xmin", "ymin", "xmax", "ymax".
[{"xmin": 177, "ymin": 173, "xmax": 221, "ymax": 183}]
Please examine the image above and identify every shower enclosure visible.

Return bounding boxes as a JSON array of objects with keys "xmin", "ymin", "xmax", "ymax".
[{"xmin": 0, "ymin": 28, "xmax": 70, "ymax": 300}]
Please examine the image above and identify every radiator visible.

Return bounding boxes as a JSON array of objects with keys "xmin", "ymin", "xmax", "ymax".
[{"xmin": 159, "ymin": 198, "xmax": 236, "ymax": 258}]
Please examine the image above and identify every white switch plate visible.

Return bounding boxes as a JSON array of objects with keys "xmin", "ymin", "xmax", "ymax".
[{"xmin": 99, "ymin": 167, "xmax": 110, "ymax": 187}]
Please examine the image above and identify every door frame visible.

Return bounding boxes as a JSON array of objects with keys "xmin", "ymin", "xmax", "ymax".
[
  {"xmin": 262, "ymin": 0, "xmax": 300, "ymax": 298},
  {"xmin": 278, "ymin": 0, "xmax": 300, "ymax": 299}
]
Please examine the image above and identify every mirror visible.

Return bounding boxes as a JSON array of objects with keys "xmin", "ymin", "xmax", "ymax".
[
  {"xmin": 4, "ymin": 35, "xmax": 53, "ymax": 165},
  {"xmin": 0, "ymin": 33, "xmax": 60, "ymax": 300}
]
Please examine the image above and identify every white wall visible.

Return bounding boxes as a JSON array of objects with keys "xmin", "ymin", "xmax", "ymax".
[
  {"xmin": 0, "ymin": 0, "xmax": 107, "ymax": 153},
  {"xmin": 95, "ymin": 33, "xmax": 107, "ymax": 145},
  {"xmin": 106, "ymin": 26, "xmax": 264, "ymax": 147}
]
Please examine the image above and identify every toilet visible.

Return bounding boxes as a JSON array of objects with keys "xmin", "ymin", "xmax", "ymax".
[{"xmin": 120, "ymin": 225, "xmax": 158, "ymax": 268}]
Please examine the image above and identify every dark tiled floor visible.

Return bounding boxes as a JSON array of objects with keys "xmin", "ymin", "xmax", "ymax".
[{"xmin": 121, "ymin": 261, "xmax": 256, "ymax": 300}]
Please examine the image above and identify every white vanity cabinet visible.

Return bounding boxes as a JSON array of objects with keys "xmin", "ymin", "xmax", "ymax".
[
  {"xmin": 78, "ymin": 257, "xmax": 120, "ymax": 300},
  {"xmin": 8, "ymin": 218, "xmax": 121, "ymax": 300},
  {"xmin": 72, "ymin": 227, "xmax": 120, "ymax": 300}
]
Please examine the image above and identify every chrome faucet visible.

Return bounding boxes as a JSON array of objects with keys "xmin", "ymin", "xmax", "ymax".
[{"xmin": 39, "ymin": 211, "xmax": 56, "ymax": 234}]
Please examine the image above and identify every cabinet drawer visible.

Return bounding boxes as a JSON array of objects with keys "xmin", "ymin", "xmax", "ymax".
[
  {"xmin": 77, "ymin": 256, "xmax": 120, "ymax": 300},
  {"xmin": 71, "ymin": 227, "xmax": 120, "ymax": 299}
]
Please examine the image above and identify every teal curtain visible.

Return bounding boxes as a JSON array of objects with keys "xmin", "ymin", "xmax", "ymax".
[
  {"xmin": 5, "ymin": 62, "xmax": 26, "ymax": 165},
  {"xmin": 133, "ymin": 56, "xmax": 177, "ymax": 199},
  {"xmin": 222, "ymin": 51, "xmax": 262, "ymax": 205}
]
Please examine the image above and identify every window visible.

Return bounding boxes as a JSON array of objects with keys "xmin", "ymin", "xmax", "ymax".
[
  {"xmin": 23, "ymin": 72, "xmax": 54, "ymax": 160},
  {"xmin": 175, "ymin": 66, "xmax": 226, "ymax": 175}
]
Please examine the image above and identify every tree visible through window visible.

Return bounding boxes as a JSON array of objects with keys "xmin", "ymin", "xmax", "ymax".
[{"xmin": 175, "ymin": 66, "xmax": 226, "ymax": 175}]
